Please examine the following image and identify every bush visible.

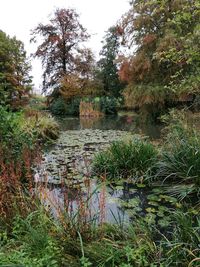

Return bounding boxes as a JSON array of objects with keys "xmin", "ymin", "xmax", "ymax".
[
  {"xmin": 50, "ymin": 96, "xmax": 122, "ymax": 116},
  {"xmin": 93, "ymin": 136, "xmax": 157, "ymax": 181},
  {"xmin": 50, "ymin": 97, "xmax": 80, "ymax": 116},
  {"xmin": 99, "ymin": 96, "xmax": 119, "ymax": 114},
  {"xmin": 0, "ymin": 106, "xmax": 34, "ymax": 158},
  {"xmin": 50, "ymin": 97, "xmax": 67, "ymax": 115},
  {"xmin": 82, "ymin": 96, "xmax": 123, "ymax": 115}
]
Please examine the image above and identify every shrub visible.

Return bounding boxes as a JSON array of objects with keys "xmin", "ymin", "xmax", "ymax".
[
  {"xmin": 50, "ymin": 97, "xmax": 67, "ymax": 115},
  {"xmin": 50, "ymin": 97, "xmax": 80, "ymax": 116},
  {"xmin": 99, "ymin": 96, "xmax": 119, "ymax": 114},
  {"xmin": 93, "ymin": 136, "xmax": 157, "ymax": 181},
  {"xmin": 79, "ymin": 101, "xmax": 103, "ymax": 117},
  {"xmin": 0, "ymin": 106, "xmax": 34, "ymax": 158}
]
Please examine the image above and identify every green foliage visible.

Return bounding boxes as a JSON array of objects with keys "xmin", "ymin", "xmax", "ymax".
[
  {"xmin": 0, "ymin": 106, "xmax": 33, "ymax": 159},
  {"xmin": 20, "ymin": 112, "xmax": 59, "ymax": 142},
  {"xmin": 50, "ymin": 96, "xmax": 121, "ymax": 116},
  {"xmin": 0, "ymin": 210, "xmax": 62, "ymax": 267},
  {"xmin": 149, "ymin": 109, "xmax": 200, "ymax": 200},
  {"xmin": 50, "ymin": 97, "xmax": 80, "ymax": 116},
  {"xmin": 97, "ymin": 26, "xmax": 125, "ymax": 97},
  {"xmin": 160, "ymin": 211, "xmax": 200, "ymax": 266},
  {"xmin": 93, "ymin": 136, "xmax": 157, "ymax": 181},
  {"xmin": 1, "ymin": 208, "xmax": 199, "ymax": 267},
  {"xmin": 98, "ymin": 96, "xmax": 119, "ymax": 114},
  {"xmin": 50, "ymin": 97, "xmax": 67, "ymax": 115},
  {"xmin": 120, "ymin": 0, "xmax": 200, "ymax": 109},
  {"xmin": 0, "ymin": 30, "xmax": 32, "ymax": 105},
  {"xmin": 0, "ymin": 107, "xmax": 58, "ymax": 164}
]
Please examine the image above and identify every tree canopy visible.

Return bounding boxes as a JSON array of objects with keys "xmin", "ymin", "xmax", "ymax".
[
  {"xmin": 97, "ymin": 26, "xmax": 125, "ymax": 97},
  {"xmin": 119, "ymin": 0, "xmax": 200, "ymax": 108},
  {"xmin": 0, "ymin": 30, "xmax": 32, "ymax": 105},
  {"xmin": 31, "ymin": 8, "xmax": 91, "ymax": 95}
]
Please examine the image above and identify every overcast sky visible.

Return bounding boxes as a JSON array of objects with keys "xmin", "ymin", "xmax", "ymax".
[{"xmin": 0, "ymin": 0, "xmax": 130, "ymax": 91}]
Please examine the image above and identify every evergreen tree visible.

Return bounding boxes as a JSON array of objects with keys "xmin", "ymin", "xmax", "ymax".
[{"xmin": 98, "ymin": 26, "xmax": 125, "ymax": 97}]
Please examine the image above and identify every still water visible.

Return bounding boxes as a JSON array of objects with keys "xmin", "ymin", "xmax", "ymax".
[
  {"xmin": 57, "ymin": 112, "xmax": 162, "ymax": 139},
  {"xmin": 36, "ymin": 112, "xmax": 162, "ymax": 223}
]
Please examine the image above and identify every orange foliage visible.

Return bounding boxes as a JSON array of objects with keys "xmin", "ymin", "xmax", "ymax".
[
  {"xmin": 118, "ymin": 60, "xmax": 131, "ymax": 82},
  {"xmin": 119, "ymin": 53, "xmax": 152, "ymax": 83},
  {"xmin": 143, "ymin": 34, "xmax": 157, "ymax": 45},
  {"xmin": 79, "ymin": 101, "xmax": 104, "ymax": 117}
]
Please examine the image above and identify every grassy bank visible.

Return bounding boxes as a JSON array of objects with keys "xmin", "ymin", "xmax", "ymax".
[{"xmin": 0, "ymin": 197, "xmax": 199, "ymax": 266}]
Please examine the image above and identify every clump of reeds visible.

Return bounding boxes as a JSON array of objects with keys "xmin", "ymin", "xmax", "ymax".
[
  {"xmin": 0, "ymin": 145, "xmax": 40, "ymax": 225},
  {"xmin": 93, "ymin": 136, "xmax": 158, "ymax": 181},
  {"xmin": 149, "ymin": 109, "xmax": 200, "ymax": 200},
  {"xmin": 79, "ymin": 101, "xmax": 104, "ymax": 117}
]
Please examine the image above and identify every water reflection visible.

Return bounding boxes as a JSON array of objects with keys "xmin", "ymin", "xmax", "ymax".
[
  {"xmin": 56, "ymin": 112, "xmax": 162, "ymax": 139},
  {"xmin": 35, "ymin": 179, "xmax": 130, "ymax": 224}
]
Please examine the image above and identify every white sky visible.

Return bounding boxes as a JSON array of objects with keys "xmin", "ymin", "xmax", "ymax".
[{"xmin": 0, "ymin": 0, "xmax": 130, "ymax": 92}]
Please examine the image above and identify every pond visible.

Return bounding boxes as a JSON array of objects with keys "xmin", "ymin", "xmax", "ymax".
[
  {"xmin": 35, "ymin": 112, "xmax": 174, "ymax": 225},
  {"xmin": 56, "ymin": 111, "xmax": 162, "ymax": 139}
]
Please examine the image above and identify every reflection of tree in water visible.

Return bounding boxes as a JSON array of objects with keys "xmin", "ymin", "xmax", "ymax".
[
  {"xmin": 57, "ymin": 113, "xmax": 162, "ymax": 139},
  {"xmin": 80, "ymin": 116, "xmax": 102, "ymax": 129}
]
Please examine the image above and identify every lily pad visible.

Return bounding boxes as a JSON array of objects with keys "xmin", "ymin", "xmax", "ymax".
[
  {"xmin": 115, "ymin": 185, "xmax": 124, "ymax": 191},
  {"xmin": 147, "ymin": 194, "xmax": 160, "ymax": 201},
  {"xmin": 146, "ymin": 207, "xmax": 156, "ymax": 213},
  {"xmin": 148, "ymin": 201, "xmax": 159, "ymax": 207},
  {"xmin": 128, "ymin": 188, "xmax": 138, "ymax": 194},
  {"xmin": 119, "ymin": 197, "xmax": 141, "ymax": 208},
  {"xmin": 152, "ymin": 188, "xmax": 163, "ymax": 194},
  {"xmin": 158, "ymin": 219, "xmax": 170, "ymax": 228},
  {"xmin": 136, "ymin": 183, "xmax": 146, "ymax": 188}
]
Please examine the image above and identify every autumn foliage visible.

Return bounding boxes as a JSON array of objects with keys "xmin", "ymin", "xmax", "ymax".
[
  {"xmin": 119, "ymin": 0, "xmax": 200, "ymax": 108},
  {"xmin": 31, "ymin": 8, "xmax": 90, "ymax": 95}
]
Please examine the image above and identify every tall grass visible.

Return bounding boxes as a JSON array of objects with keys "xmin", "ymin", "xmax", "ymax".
[
  {"xmin": 79, "ymin": 101, "xmax": 103, "ymax": 117},
  {"xmin": 20, "ymin": 111, "xmax": 59, "ymax": 142},
  {"xmin": 152, "ymin": 110, "xmax": 200, "ymax": 200},
  {"xmin": 160, "ymin": 211, "xmax": 200, "ymax": 266},
  {"xmin": 1, "ymin": 199, "xmax": 199, "ymax": 267},
  {"xmin": 93, "ymin": 136, "xmax": 158, "ymax": 181}
]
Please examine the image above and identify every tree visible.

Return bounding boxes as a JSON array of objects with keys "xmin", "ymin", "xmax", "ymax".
[
  {"xmin": 0, "ymin": 30, "xmax": 32, "ymax": 105},
  {"xmin": 31, "ymin": 8, "xmax": 90, "ymax": 94},
  {"xmin": 58, "ymin": 48, "xmax": 98, "ymax": 99},
  {"xmin": 97, "ymin": 26, "xmax": 125, "ymax": 97},
  {"xmin": 119, "ymin": 0, "xmax": 200, "ymax": 108}
]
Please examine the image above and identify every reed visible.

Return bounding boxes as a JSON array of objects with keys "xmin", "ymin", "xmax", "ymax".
[
  {"xmin": 93, "ymin": 136, "xmax": 158, "ymax": 181},
  {"xmin": 79, "ymin": 101, "xmax": 104, "ymax": 117}
]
